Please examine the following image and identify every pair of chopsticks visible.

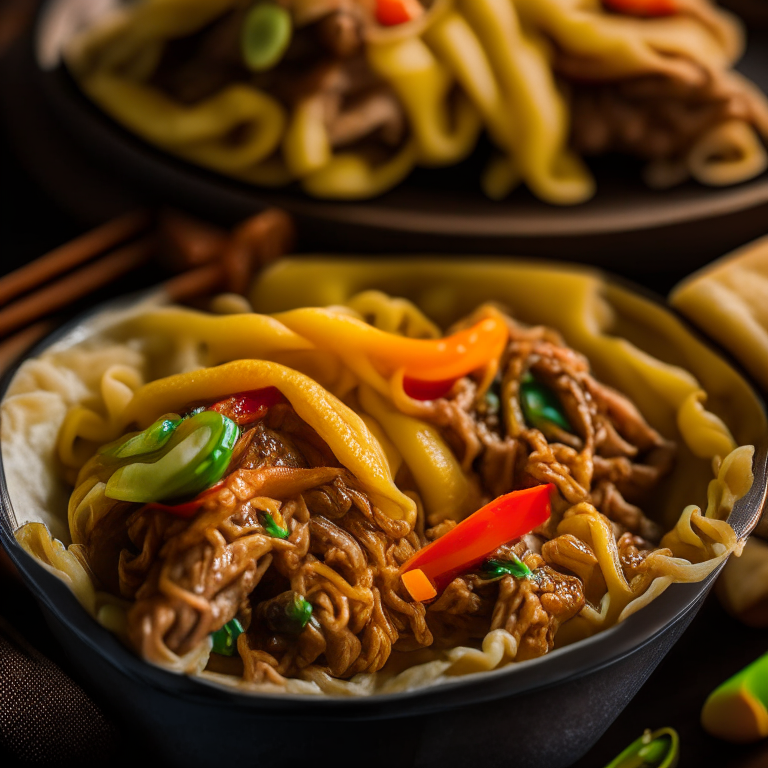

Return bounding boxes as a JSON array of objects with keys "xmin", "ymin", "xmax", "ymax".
[{"xmin": 0, "ymin": 207, "xmax": 296, "ymax": 372}]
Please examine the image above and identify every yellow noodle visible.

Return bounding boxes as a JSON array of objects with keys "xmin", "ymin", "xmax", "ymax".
[
  {"xmin": 358, "ymin": 385, "xmax": 480, "ymax": 523},
  {"xmin": 345, "ymin": 291, "xmax": 441, "ymax": 339},
  {"xmin": 80, "ymin": 75, "xmax": 286, "ymax": 173},
  {"xmin": 687, "ymin": 119, "xmax": 768, "ymax": 187},
  {"xmin": 459, "ymin": 0, "xmax": 594, "ymax": 204},
  {"xmin": 310, "ymin": 562, "xmax": 374, "ymax": 604},
  {"xmin": 424, "ymin": 11, "xmax": 508, "ymax": 145},
  {"xmin": 367, "ymin": 36, "xmax": 481, "ymax": 166},
  {"xmin": 15, "ymin": 522, "xmax": 97, "ymax": 615},
  {"xmin": 283, "ymin": 97, "xmax": 332, "ymax": 177},
  {"xmin": 301, "ymin": 142, "xmax": 418, "ymax": 199}
]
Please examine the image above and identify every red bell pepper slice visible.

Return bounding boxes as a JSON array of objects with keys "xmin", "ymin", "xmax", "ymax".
[
  {"xmin": 603, "ymin": 0, "xmax": 677, "ymax": 16},
  {"xmin": 209, "ymin": 386, "xmax": 285, "ymax": 425},
  {"xmin": 402, "ymin": 376, "xmax": 457, "ymax": 401},
  {"xmin": 401, "ymin": 484, "xmax": 553, "ymax": 596},
  {"xmin": 376, "ymin": 0, "xmax": 424, "ymax": 26},
  {"xmin": 144, "ymin": 480, "xmax": 225, "ymax": 518}
]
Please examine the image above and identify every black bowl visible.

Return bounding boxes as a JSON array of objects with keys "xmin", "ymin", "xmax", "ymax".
[{"xmin": 0, "ymin": 283, "xmax": 766, "ymax": 768}]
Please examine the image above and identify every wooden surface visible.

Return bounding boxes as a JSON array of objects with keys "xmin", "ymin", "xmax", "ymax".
[{"xmin": 3, "ymin": 36, "xmax": 768, "ymax": 768}]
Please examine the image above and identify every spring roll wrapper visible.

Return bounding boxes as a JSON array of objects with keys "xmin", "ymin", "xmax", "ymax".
[{"xmin": 1, "ymin": 261, "xmax": 763, "ymax": 694}]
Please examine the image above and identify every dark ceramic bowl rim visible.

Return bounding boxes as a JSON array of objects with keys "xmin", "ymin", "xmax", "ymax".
[
  {"xmin": 33, "ymin": 0, "xmax": 768, "ymax": 239},
  {"xmin": 0, "ymin": 267, "xmax": 766, "ymax": 720}
]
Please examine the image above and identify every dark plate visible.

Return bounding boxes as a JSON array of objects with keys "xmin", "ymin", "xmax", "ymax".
[
  {"xmin": 0, "ymin": 267, "xmax": 766, "ymax": 768},
  {"xmin": 25, "ymin": 1, "xmax": 768, "ymax": 275}
]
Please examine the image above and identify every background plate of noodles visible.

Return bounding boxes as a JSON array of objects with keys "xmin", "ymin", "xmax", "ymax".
[
  {"xmin": 0, "ymin": 258, "xmax": 766, "ymax": 767},
  {"xmin": 26, "ymin": 0, "xmax": 768, "ymax": 265}
]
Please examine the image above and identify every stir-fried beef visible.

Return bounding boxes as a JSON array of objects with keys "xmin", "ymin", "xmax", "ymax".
[
  {"xmin": 425, "ymin": 541, "xmax": 585, "ymax": 659},
  {"xmin": 419, "ymin": 313, "xmax": 675, "ymax": 541},
  {"xmin": 569, "ymin": 73, "xmax": 765, "ymax": 163},
  {"xmin": 489, "ymin": 553, "xmax": 585, "ymax": 661}
]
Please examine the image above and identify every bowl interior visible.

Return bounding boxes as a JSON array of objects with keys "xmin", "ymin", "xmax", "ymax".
[{"xmin": 0, "ymin": 262, "xmax": 766, "ymax": 715}]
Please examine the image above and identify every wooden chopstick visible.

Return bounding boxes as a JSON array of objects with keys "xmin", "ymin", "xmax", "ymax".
[
  {"xmin": 0, "ymin": 235, "xmax": 156, "ymax": 338},
  {"xmin": 0, "ymin": 208, "xmax": 296, "ymax": 370},
  {"xmin": 0, "ymin": 321, "xmax": 52, "ymax": 374},
  {"xmin": 161, "ymin": 263, "xmax": 225, "ymax": 303},
  {"xmin": 0, "ymin": 210, "xmax": 151, "ymax": 307}
]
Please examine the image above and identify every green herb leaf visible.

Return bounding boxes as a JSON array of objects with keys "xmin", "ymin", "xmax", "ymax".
[
  {"xmin": 262, "ymin": 512, "xmax": 289, "ymax": 539},
  {"xmin": 211, "ymin": 618, "xmax": 244, "ymax": 657},
  {"xmin": 482, "ymin": 555, "xmax": 533, "ymax": 580},
  {"xmin": 263, "ymin": 591, "xmax": 313, "ymax": 635},
  {"xmin": 285, "ymin": 593, "xmax": 313, "ymax": 632}
]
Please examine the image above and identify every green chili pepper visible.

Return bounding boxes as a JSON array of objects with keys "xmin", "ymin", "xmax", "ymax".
[
  {"xmin": 241, "ymin": 3, "xmax": 292, "ymax": 72},
  {"xmin": 99, "ymin": 414, "xmax": 182, "ymax": 459},
  {"xmin": 262, "ymin": 512, "xmax": 289, "ymax": 539},
  {"xmin": 702, "ymin": 648, "xmax": 768, "ymax": 742},
  {"xmin": 263, "ymin": 591, "xmax": 313, "ymax": 635},
  {"xmin": 211, "ymin": 618, "xmax": 244, "ymax": 657},
  {"xmin": 105, "ymin": 411, "xmax": 239, "ymax": 503},
  {"xmin": 481, "ymin": 554, "xmax": 533, "ymax": 580},
  {"xmin": 520, "ymin": 372, "xmax": 572, "ymax": 434},
  {"xmin": 604, "ymin": 728, "xmax": 679, "ymax": 768}
]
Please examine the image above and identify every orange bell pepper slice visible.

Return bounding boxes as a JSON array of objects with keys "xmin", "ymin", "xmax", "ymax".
[
  {"xmin": 401, "ymin": 569, "xmax": 437, "ymax": 602},
  {"xmin": 374, "ymin": 312, "xmax": 509, "ymax": 384},
  {"xmin": 603, "ymin": 0, "xmax": 677, "ymax": 16},
  {"xmin": 401, "ymin": 484, "xmax": 553, "ymax": 598}
]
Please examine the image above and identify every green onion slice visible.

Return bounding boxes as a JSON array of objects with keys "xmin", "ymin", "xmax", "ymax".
[
  {"xmin": 241, "ymin": 3, "xmax": 292, "ymax": 72},
  {"xmin": 211, "ymin": 618, "xmax": 245, "ymax": 657},
  {"xmin": 105, "ymin": 411, "xmax": 239, "ymax": 503},
  {"xmin": 262, "ymin": 512, "xmax": 289, "ymax": 539}
]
